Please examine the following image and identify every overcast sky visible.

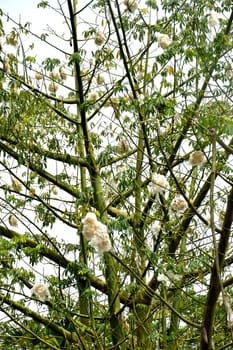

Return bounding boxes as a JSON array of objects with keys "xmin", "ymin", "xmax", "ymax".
[
  {"xmin": 1, "ymin": 0, "xmax": 65, "ymax": 38},
  {"xmin": 2, "ymin": 0, "xmax": 46, "ymax": 27}
]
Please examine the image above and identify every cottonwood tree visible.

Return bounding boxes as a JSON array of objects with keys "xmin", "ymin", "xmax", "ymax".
[{"xmin": 0, "ymin": 0, "xmax": 233, "ymax": 349}]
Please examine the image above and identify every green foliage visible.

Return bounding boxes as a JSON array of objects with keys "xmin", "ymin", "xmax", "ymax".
[
  {"xmin": 145, "ymin": 0, "xmax": 158, "ymax": 9},
  {"xmin": 199, "ymin": 100, "xmax": 233, "ymax": 136},
  {"xmin": 37, "ymin": 1, "xmax": 49, "ymax": 9},
  {"xmin": 0, "ymin": 1, "xmax": 232, "ymax": 350},
  {"xmin": 42, "ymin": 57, "xmax": 61, "ymax": 71}
]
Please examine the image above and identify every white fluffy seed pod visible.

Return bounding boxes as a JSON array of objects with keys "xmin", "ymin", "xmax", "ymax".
[
  {"xmin": 94, "ymin": 31, "xmax": 105, "ymax": 46},
  {"xmin": 123, "ymin": 0, "xmax": 138, "ymax": 13},
  {"xmin": 11, "ymin": 177, "xmax": 22, "ymax": 193},
  {"xmin": 59, "ymin": 67, "xmax": 67, "ymax": 80},
  {"xmin": 152, "ymin": 220, "xmax": 161, "ymax": 234},
  {"xmin": 31, "ymin": 283, "xmax": 51, "ymax": 301},
  {"xmin": 208, "ymin": 11, "xmax": 219, "ymax": 27},
  {"xmin": 117, "ymin": 140, "xmax": 129, "ymax": 154},
  {"xmin": 158, "ymin": 34, "xmax": 170, "ymax": 49},
  {"xmin": 171, "ymin": 195, "xmax": 187, "ymax": 211},
  {"xmin": 88, "ymin": 92, "xmax": 98, "ymax": 101},
  {"xmin": 157, "ymin": 273, "xmax": 170, "ymax": 287},
  {"xmin": 48, "ymin": 82, "xmax": 59, "ymax": 93},
  {"xmin": 35, "ymin": 71, "xmax": 43, "ymax": 80},
  {"xmin": 90, "ymin": 221, "xmax": 111, "ymax": 253},
  {"xmin": 189, "ymin": 151, "xmax": 205, "ymax": 166},
  {"xmin": 8, "ymin": 214, "xmax": 18, "ymax": 227},
  {"xmin": 51, "ymin": 185, "xmax": 58, "ymax": 195},
  {"xmin": 82, "ymin": 212, "xmax": 98, "ymax": 240},
  {"xmin": 151, "ymin": 173, "xmax": 169, "ymax": 193},
  {"xmin": 49, "ymin": 70, "xmax": 60, "ymax": 80}
]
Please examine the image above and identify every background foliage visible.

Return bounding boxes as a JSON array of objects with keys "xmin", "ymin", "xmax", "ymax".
[{"xmin": 0, "ymin": 1, "xmax": 233, "ymax": 349}]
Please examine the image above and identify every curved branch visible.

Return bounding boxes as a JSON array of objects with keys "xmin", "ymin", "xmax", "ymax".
[
  {"xmin": 0, "ymin": 293, "xmax": 93, "ymax": 343},
  {"xmin": 0, "ymin": 137, "xmax": 88, "ymax": 168},
  {"xmin": 0, "ymin": 68, "xmax": 78, "ymax": 105},
  {"xmin": 111, "ymin": 252, "xmax": 201, "ymax": 329},
  {"xmin": 0, "ymin": 307, "xmax": 60, "ymax": 350},
  {"xmin": 217, "ymin": 137, "xmax": 233, "ymax": 155},
  {"xmin": 201, "ymin": 185, "xmax": 233, "ymax": 349},
  {"xmin": 0, "ymin": 141, "xmax": 78, "ymax": 198},
  {"xmin": 0, "ymin": 225, "xmax": 131, "ymax": 305}
]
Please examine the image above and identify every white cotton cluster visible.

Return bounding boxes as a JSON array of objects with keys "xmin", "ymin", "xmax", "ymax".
[
  {"xmin": 208, "ymin": 11, "xmax": 219, "ymax": 27},
  {"xmin": 117, "ymin": 140, "xmax": 130, "ymax": 154},
  {"xmin": 189, "ymin": 151, "xmax": 205, "ymax": 166},
  {"xmin": 8, "ymin": 214, "xmax": 18, "ymax": 227},
  {"xmin": 59, "ymin": 66, "xmax": 67, "ymax": 80},
  {"xmin": 82, "ymin": 212, "xmax": 98, "ymax": 240},
  {"xmin": 82, "ymin": 212, "xmax": 112, "ymax": 254},
  {"xmin": 123, "ymin": 0, "xmax": 138, "ymax": 13},
  {"xmin": 51, "ymin": 185, "xmax": 58, "ymax": 195},
  {"xmin": 11, "ymin": 177, "xmax": 22, "ymax": 193},
  {"xmin": 49, "ymin": 70, "xmax": 60, "ymax": 80},
  {"xmin": 31, "ymin": 283, "xmax": 51, "ymax": 302},
  {"xmin": 48, "ymin": 82, "xmax": 59, "ymax": 93},
  {"xmin": 88, "ymin": 91, "xmax": 98, "ymax": 101},
  {"xmin": 152, "ymin": 220, "xmax": 161, "ymax": 234},
  {"xmin": 171, "ymin": 195, "xmax": 187, "ymax": 211},
  {"xmin": 157, "ymin": 273, "xmax": 170, "ymax": 287},
  {"xmin": 35, "ymin": 71, "xmax": 43, "ymax": 80},
  {"xmin": 90, "ymin": 221, "xmax": 112, "ymax": 254},
  {"xmin": 94, "ymin": 31, "xmax": 105, "ymax": 46},
  {"xmin": 158, "ymin": 34, "xmax": 171, "ymax": 49},
  {"xmin": 151, "ymin": 173, "xmax": 169, "ymax": 193}
]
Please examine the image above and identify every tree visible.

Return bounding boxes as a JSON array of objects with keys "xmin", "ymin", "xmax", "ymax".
[{"xmin": 0, "ymin": 0, "xmax": 232, "ymax": 349}]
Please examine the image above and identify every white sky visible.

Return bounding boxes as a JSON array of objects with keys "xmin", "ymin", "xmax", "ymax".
[
  {"xmin": 2, "ymin": 0, "xmax": 56, "ymax": 21},
  {"xmin": 2, "ymin": 0, "xmax": 50, "ymax": 28},
  {"xmin": 1, "ymin": 0, "xmax": 72, "ymax": 61}
]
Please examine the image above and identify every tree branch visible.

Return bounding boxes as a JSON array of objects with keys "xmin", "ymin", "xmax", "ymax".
[
  {"xmin": 201, "ymin": 186, "xmax": 233, "ymax": 349},
  {"xmin": 0, "ymin": 292, "xmax": 93, "ymax": 344}
]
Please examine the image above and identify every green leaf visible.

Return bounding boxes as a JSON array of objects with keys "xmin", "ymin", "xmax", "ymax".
[{"xmin": 37, "ymin": 1, "xmax": 49, "ymax": 8}]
